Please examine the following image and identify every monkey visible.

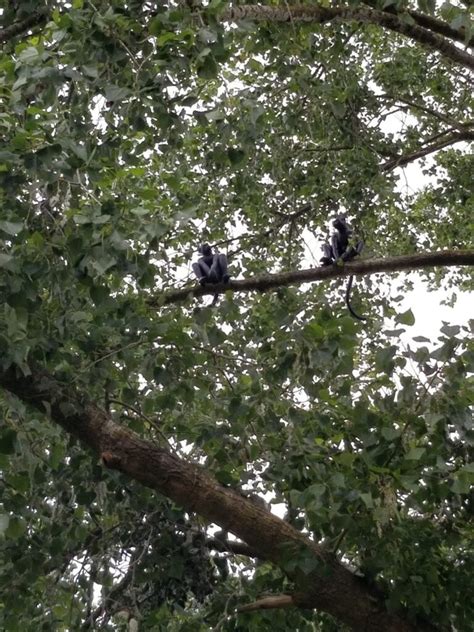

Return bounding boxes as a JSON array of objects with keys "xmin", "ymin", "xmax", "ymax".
[
  {"xmin": 320, "ymin": 215, "xmax": 366, "ymax": 321},
  {"xmin": 192, "ymin": 244, "xmax": 230, "ymax": 305}
]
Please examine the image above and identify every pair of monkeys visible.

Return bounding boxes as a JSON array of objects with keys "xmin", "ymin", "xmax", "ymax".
[{"xmin": 192, "ymin": 215, "xmax": 365, "ymax": 319}]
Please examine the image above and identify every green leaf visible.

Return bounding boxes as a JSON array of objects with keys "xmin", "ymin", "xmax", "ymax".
[
  {"xmin": 0, "ymin": 429, "xmax": 17, "ymax": 454},
  {"xmin": 450, "ymin": 474, "xmax": 470, "ymax": 495},
  {"xmin": 82, "ymin": 64, "xmax": 99, "ymax": 78},
  {"xmin": 397, "ymin": 309, "xmax": 415, "ymax": 326},
  {"xmin": 205, "ymin": 109, "xmax": 225, "ymax": 122},
  {"xmin": 381, "ymin": 427, "xmax": 401, "ymax": 440},
  {"xmin": 18, "ymin": 47, "xmax": 40, "ymax": 64},
  {"xmin": 89, "ymin": 285, "xmax": 110, "ymax": 305},
  {"xmin": 104, "ymin": 85, "xmax": 131, "ymax": 102},
  {"xmin": 330, "ymin": 100, "xmax": 345, "ymax": 118},
  {"xmin": 5, "ymin": 516, "xmax": 27, "ymax": 539},
  {"xmin": 156, "ymin": 31, "xmax": 181, "ymax": 46},
  {"xmin": 440, "ymin": 324, "xmax": 460, "ymax": 337},
  {"xmin": 227, "ymin": 147, "xmax": 245, "ymax": 165},
  {"xmin": 4, "ymin": 304, "xmax": 28, "ymax": 340},
  {"xmin": 0, "ymin": 150, "xmax": 20, "ymax": 162},
  {"xmin": 375, "ymin": 345, "xmax": 396, "ymax": 374},
  {"xmin": 0, "ymin": 221, "xmax": 24, "ymax": 236},
  {"xmin": 405, "ymin": 447, "xmax": 425, "ymax": 460},
  {"xmin": 198, "ymin": 28, "xmax": 218, "ymax": 44},
  {"xmin": 0, "ymin": 253, "xmax": 14, "ymax": 269},
  {"xmin": 0, "ymin": 514, "xmax": 9, "ymax": 535},
  {"xmin": 197, "ymin": 55, "xmax": 218, "ymax": 79}
]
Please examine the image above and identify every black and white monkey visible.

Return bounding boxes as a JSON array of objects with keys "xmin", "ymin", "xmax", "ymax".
[
  {"xmin": 320, "ymin": 215, "xmax": 366, "ymax": 321},
  {"xmin": 192, "ymin": 244, "xmax": 230, "ymax": 305}
]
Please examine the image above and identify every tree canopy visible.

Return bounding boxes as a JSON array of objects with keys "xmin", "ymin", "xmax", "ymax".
[{"xmin": 0, "ymin": 1, "xmax": 473, "ymax": 630}]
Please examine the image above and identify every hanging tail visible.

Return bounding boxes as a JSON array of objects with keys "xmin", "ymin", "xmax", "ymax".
[{"xmin": 345, "ymin": 275, "xmax": 366, "ymax": 321}]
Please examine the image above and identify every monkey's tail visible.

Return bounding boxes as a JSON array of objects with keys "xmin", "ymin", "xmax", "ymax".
[
  {"xmin": 345, "ymin": 275, "xmax": 366, "ymax": 321},
  {"xmin": 211, "ymin": 292, "xmax": 219, "ymax": 307}
]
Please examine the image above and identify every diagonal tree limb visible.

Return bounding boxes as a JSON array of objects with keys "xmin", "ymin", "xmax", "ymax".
[
  {"xmin": 382, "ymin": 130, "xmax": 474, "ymax": 171},
  {"xmin": 0, "ymin": 366, "xmax": 439, "ymax": 632},
  {"xmin": 362, "ymin": 0, "xmax": 473, "ymax": 47},
  {"xmin": 221, "ymin": 5, "xmax": 474, "ymax": 70},
  {"xmin": 156, "ymin": 250, "xmax": 474, "ymax": 306},
  {"xmin": 377, "ymin": 93, "xmax": 471, "ymax": 131},
  {"xmin": 0, "ymin": 10, "xmax": 48, "ymax": 44}
]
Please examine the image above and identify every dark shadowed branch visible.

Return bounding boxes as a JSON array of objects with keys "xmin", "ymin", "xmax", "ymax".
[{"xmin": 0, "ymin": 10, "xmax": 48, "ymax": 44}]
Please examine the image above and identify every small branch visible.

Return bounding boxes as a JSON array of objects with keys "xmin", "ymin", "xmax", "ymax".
[
  {"xmin": 0, "ymin": 10, "xmax": 48, "ymax": 44},
  {"xmin": 238, "ymin": 594, "xmax": 295, "ymax": 612},
  {"xmin": 155, "ymin": 250, "xmax": 474, "ymax": 306},
  {"xmin": 382, "ymin": 130, "xmax": 474, "ymax": 171},
  {"xmin": 221, "ymin": 5, "xmax": 474, "ymax": 70},
  {"xmin": 377, "ymin": 94, "xmax": 470, "ymax": 130},
  {"xmin": 208, "ymin": 536, "xmax": 260, "ymax": 558},
  {"xmin": 107, "ymin": 398, "xmax": 172, "ymax": 449}
]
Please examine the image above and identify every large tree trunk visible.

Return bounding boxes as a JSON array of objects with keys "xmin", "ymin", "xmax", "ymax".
[{"xmin": 0, "ymin": 366, "xmax": 439, "ymax": 632}]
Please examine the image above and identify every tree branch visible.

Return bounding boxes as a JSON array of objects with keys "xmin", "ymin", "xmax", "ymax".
[
  {"xmin": 378, "ymin": 93, "xmax": 471, "ymax": 130},
  {"xmin": 0, "ymin": 10, "xmax": 48, "ymax": 44},
  {"xmin": 221, "ymin": 5, "xmax": 474, "ymax": 70},
  {"xmin": 382, "ymin": 130, "xmax": 474, "ymax": 171},
  {"xmin": 362, "ymin": 0, "xmax": 473, "ymax": 47},
  {"xmin": 0, "ymin": 367, "xmax": 439, "ymax": 632},
  {"xmin": 238, "ymin": 594, "xmax": 295, "ymax": 612},
  {"xmin": 157, "ymin": 250, "xmax": 474, "ymax": 306},
  {"xmin": 208, "ymin": 536, "xmax": 259, "ymax": 558}
]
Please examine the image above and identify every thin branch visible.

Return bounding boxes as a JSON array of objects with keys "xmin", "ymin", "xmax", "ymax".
[
  {"xmin": 221, "ymin": 5, "xmax": 474, "ymax": 70},
  {"xmin": 377, "ymin": 94, "xmax": 471, "ymax": 130},
  {"xmin": 238, "ymin": 594, "xmax": 295, "ymax": 612},
  {"xmin": 208, "ymin": 536, "xmax": 259, "ymax": 558},
  {"xmin": 81, "ymin": 547, "xmax": 142, "ymax": 630},
  {"xmin": 107, "ymin": 398, "xmax": 172, "ymax": 449},
  {"xmin": 382, "ymin": 130, "xmax": 474, "ymax": 171},
  {"xmin": 155, "ymin": 250, "xmax": 474, "ymax": 306}
]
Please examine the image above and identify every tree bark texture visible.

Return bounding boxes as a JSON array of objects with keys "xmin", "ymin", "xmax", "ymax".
[{"xmin": 0, "ymin": 367, "xmax": 439, "ymax": 631}]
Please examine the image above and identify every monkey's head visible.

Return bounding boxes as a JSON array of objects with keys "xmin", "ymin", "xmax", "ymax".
[
  {"xmin": 333, "ymin": 215, "xmax": 351, "ymax": 233},
  {"xmin": 199, "ymin": 244, "xmax": 213, "ymax": 256}
]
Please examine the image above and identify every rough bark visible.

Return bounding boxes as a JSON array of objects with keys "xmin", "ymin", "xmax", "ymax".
[
  {"xmin": 158, "ymin": 249, "xmax": 474, "ymax": 305},
  {"xmin": 222, "ymin": 4, "xmax": 474, "ymax": 70},
  {"xmin": 0, "ymin": 367, "xmax": 439, "ymax": 632}
]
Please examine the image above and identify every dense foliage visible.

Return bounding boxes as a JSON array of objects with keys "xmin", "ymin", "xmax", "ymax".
[{"xmin": 0, "ymin": 1, "xmax": 472, "ymax": 630}]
